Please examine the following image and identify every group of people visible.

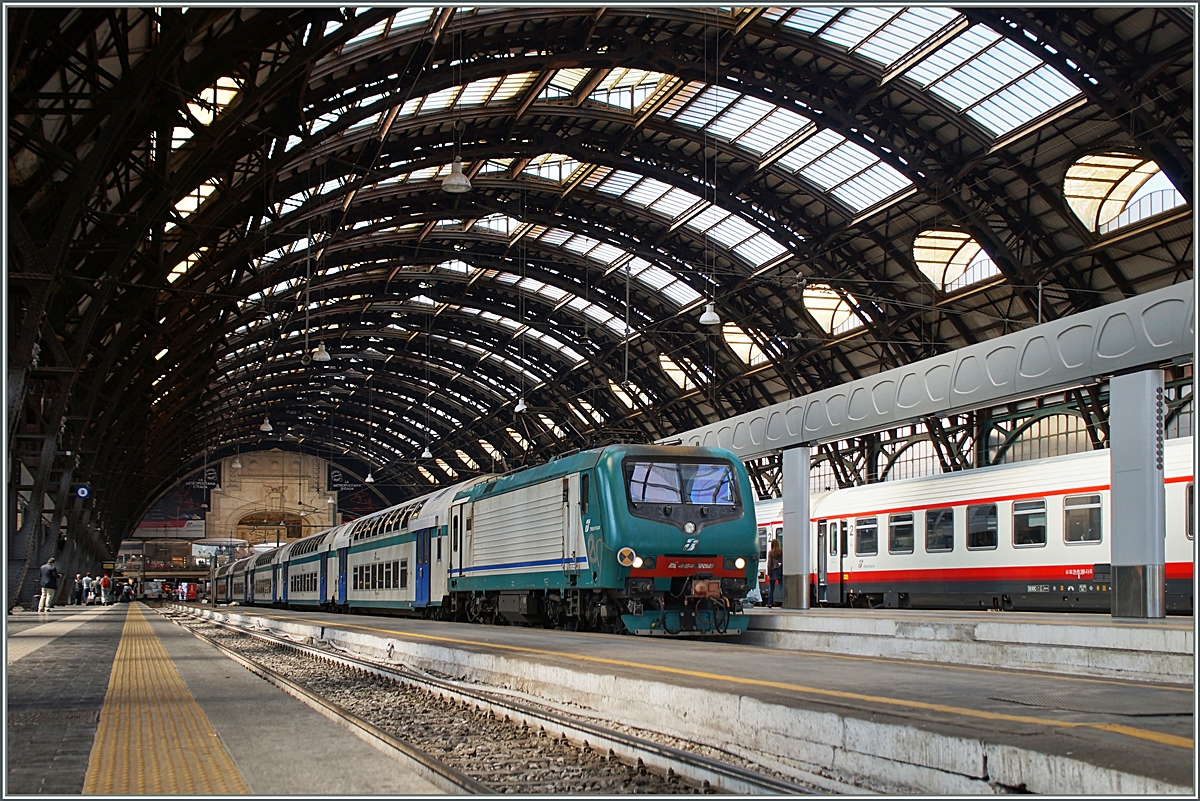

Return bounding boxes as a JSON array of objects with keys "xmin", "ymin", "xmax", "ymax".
[{"xmin": 35, "ymin": 557, "xmax": 133, "ymax": 611}]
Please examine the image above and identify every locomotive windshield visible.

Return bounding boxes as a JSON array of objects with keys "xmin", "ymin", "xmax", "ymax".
[{"xmin": 625, "ymin": 461, "xmax": 738, "ymax": 506}]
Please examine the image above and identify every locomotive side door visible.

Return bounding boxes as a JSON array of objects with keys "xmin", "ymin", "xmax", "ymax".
[
  {"xmin": 561, "ymin": 474, "xmax": 582, "ymax": 574},
  {"xmin": 336, "ymin": 547, "xmax": 348, "ymax": 605},
  {"xmin": 450, "ymin": 502, "xmax": 466, "ymax": 582},
  {"xmin": 816, "ymin": 520, "xmax": 828, "ymax": 603},
  {"xmin": 415, "ymin": 524, "xmax": 432, "ymax": 607}
]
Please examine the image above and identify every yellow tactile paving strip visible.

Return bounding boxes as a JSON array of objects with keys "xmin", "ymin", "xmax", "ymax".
[{"xmin": 82, "ymin": 603, "xmax": 250, "ymax": 794}]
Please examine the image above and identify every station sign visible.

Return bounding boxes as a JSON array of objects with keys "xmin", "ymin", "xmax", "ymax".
[
  {"xmin": 328, "ymin": 465, "xmax": 364, "ymax": 493},
  {"xmin": 184, "ymin": 464, "xmax": 221, "ymax": 491}
]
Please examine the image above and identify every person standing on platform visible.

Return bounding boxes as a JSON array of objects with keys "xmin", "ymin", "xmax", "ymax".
[
  {"xmin": 38, "ymin": 558, "xmax": 61, "ymax": 612},
  {"xmin": 81, "ymin": 573, "xmax": 93, "ymax": 604},
  {"xmin": 99, "ymin": 573, "xmax": 112, "ymax": 605},
  {"xmin": 767, "ymin": 538, "xmax": 784, "ymax": 607},
  {"xmin": 72, "ymin": 574, "xmax": 84, "ymax": 605}
]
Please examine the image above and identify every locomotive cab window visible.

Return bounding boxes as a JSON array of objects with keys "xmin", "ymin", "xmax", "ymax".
[
  {"xmin": 855, "ymin": 517, "xmax": 878, "ymax": 556},
  {"xmin": 1013, "ymin": 499, "xmax": 1047, "ymax": 547},
  {"xmin": 967, "ymin": 504, "xmax": 998, "ymax": 550},
  {"xmin": 926, "ymin": 507, "xmax": 954, "ymax": 552},
  {"xmin": 888, "ymin": 513, "xmax": 914, "ymax": 554},
  {"xmin": 625, "ymin": 460, "xmax": 738, "ymax": 505},
  {"xmin": 1064, "ymin": 494, "xmax": 1102, "ymax": 543}
]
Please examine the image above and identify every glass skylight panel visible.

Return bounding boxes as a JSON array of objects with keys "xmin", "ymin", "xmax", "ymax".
[
  {"xmin": 459, "ymin": 76, "xmax": 501, "ymax": 106},
  {"xmin": 854, "ymin": 8, "xmax": 963, "ymax": 69},
  {"xmin": 685, "ymin": 204, "xmax": 728, "ymax": 234},
  {"xmin": 477, "ymin": 158, "xmax": 513, "ymax": 175},
  {"xmin": 906, "ymin": 25, "xmax": 1081, "ymax": 137},
  {"xmin": 662, "ymin": 281, "xmax": 702, "ymax": 307},
  {"xmin": 344, "ymin": 18, "xmax": 388, "ymax": 49},
  {"xmin": 734, "ymin": 233, "xmax": 788, "ymax": 266},
  {"xmin": 472, "ymin": 214, "xmax": 519, "ymax": 235},
  {"xmin": 537, "ymin": 228, "xmax": 571, "ymax": 247},
  {"xmin": 522, "ymin": 154, "xmax": 581, "ymax": 183},
  {"xmin": 832, "ymin": 163, "xmax": 912, "ymax": 210},
  {"xmin": 589, "ymin": 242, "xmax": 625, "ymax": 265},
  {"xmin": 564, "ymin": 233, "xmax": 602, "ymax": 256},
  {"xmin": 587, "ymin": 69, "xmax": 664, "ymax": 110},
  {"xmin": 538, "ymin": 414, "xmax": 567, "ymax": 439},
  {"xmin": 709, "ymin": 95, "xmax": 775, "ymax": 141},
  {"xmin": 649, "ymin": 188, "xmax": 702, "ymax": 218},
  {"xmin": 595, "ymin": 170, "xmax": 639, "ymax": 197},
  {"xmin": 390, "ymin": 7, "xmax": 433, "ymax": 32},
  {"xmin": 820, "ymin": 8, "xmax": 900, "ymax": 52},
  {"xmin": 674, "ymin": 85, "xmax": 740, "ymax": 129},
  {"xmin": 628, "ymin": 259, "xmax": 673, "ymax": 291},
  {"xmin": 625, "ymin": 177, "xmax": 674, "ymax": 208},
  {"xmin": 736, "ymin": 108, "xmax": 813, "ymax": 156},
  {"xmin": 707, "ymin": 215, "xmax": 759, "ymax": 250},
  {"xmin": 782, "ymin": 7, "xmax": 840, "ymax": 35},
  {"xmin": 776, "ymin": 128, "xmax": 844, "ymax": 172},
  {"xmin": 547, "ymin": 68, "xmax": 589, "ymax": 94}
]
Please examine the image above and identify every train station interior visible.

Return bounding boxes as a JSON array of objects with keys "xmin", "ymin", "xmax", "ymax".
[{"xmin": 6, "ymin": 5, "xmax": 1194, "ymax": 796}]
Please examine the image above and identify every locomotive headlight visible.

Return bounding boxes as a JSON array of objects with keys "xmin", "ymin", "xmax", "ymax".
[
  {"xmin": 734, "ymin": 557, "xmax": 746, "ymax": 570},
  {"xmin": 683, "ymin": 521, "xmax": 696, "ymax": 534},
  {"xmin": 632, "ymin": 556, "xmax": 644, "ymax": 568}
]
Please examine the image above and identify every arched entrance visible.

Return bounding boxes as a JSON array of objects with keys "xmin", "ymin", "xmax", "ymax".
[{"xmin": 236, "ymin": 511, "xmax": 307, "ymax": 548}]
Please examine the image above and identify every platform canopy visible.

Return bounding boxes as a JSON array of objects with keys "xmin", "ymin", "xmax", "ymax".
[{"xmin": 8, "ymin": 6, "xmax": 1193, "ymax": 559}]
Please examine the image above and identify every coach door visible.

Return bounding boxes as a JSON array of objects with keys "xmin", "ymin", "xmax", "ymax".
[
  {"xmin": 280, "ymin": 564, "xmax": 289, "ymax": 604},
  {"xmin": 415, "ymin": 524, "xmax": 432, "ymax": 607},
  {"xmin": 336, "ymin": 547, "xmax": 349, "ymax": 604},
  {"xmin": 562, "ymin": 474, "xmax": 583, "ymax": 574},
  {"xmin": 830, "ymin": 521, "xmax": 848, "ymax": 604},
  {"xmin": 319, "ymin": 553, "xmax": 328, "ymax": 602},
  {"xmin": 816, "ymin": 520, "xmax": 828, "ymax": 603}
]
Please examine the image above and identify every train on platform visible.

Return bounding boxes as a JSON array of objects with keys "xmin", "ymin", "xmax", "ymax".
[
  {"xmin": 215, "ymin": 444, "xmax": 758, "ymax": 635},
  {"xmin": 754, "ymin": 436, "xmax": 1194, "ymax": 613}
]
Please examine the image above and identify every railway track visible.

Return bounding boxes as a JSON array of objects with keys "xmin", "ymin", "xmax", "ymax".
[{"xmin": 162, "ymin": 608, "xmax": 818, "ymax": 794}]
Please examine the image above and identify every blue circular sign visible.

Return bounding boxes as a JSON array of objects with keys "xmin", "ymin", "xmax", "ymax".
[{"xmin": 75, "ymin": 486, "xmax": 89, "ymax": 499}]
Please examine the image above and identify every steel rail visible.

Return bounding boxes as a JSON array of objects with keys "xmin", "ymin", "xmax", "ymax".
[{"xmin": 174, "ymin": 608, "xmax": 816, "ymax": 795}]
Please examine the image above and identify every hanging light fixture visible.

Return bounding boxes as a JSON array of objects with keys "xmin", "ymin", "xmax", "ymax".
[
  {"xmin": 699, "ymin": 302, "xmax": 721, "ymax": 326},
  {"xmin": 514, "ymin": 397, "xmax": 527, "ymax": 414},
  {"xmin": 232, "ymin": 454, "xmax": 242, "ymax": 469},
  {"xmin": 312, "ymin": 342, "xmax": 332, "ymax": 362},
  {"xmin": 421, "ymin": 445, "xmax": 433, "ymax": 459},
  {"xmin": 260, "ymin": 416, "xmax": 274, "ymax": 433},
  {"xmin": 364, "ymin": 471, "xmax": 375, "ymax": 484},
  {"xmin": 326, "ymin": 495, "xmax": 336, "ymax": 504},
  {"xmin": 441, "ymin": 156, "xmax": 472, "ymax": 193}
]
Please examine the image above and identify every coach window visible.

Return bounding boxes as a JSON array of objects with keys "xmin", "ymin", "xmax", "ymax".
[
  {"xmin": 758, "ymin": 527, "xmax": 768, "ymax": 561},
  {"xmin": 855, "ymin": 517, "xmax": 878, "ymax": 556},
  {"xmin": 967, "ymin": 504, "xmax": 998, "ymax": 549},
  {"xmin": 399, "ymin": 559, "xmax": 409, "ymax": 589},
  {"xmin": 926, "ymin": 508, "xmax": 954, "ymax": 552},
  {"xmin": 1013, "ymin": 499, "xmax": 1048, "ymax": 547},
  {"xmin": 1064, "ymin": 494, "xmax": 1102, "ymax": 543},
  {"xmin": 889, "ymin": 513, "xmax": 914, "ymax": 554}
]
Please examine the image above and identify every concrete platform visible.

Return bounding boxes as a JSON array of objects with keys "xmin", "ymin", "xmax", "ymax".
[
  {"xmin": 742, "ymin": 607, "xmax": 1194, "ymax": 685},
  {"xmin": 183, "ymin": 603, "xmax": 1194, "ymax": 795},
  {"xmin": 5, "ymin": 603, "xmax": 442, "ymax": 795}
]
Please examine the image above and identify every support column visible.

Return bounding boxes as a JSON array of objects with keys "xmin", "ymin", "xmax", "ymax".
[
  {"xmin": 1108, "ymin": 369, "xmax": 1166, "ymax": 618},
  {"xmin": 781, "ymin": 446, "xmax": 811, "ymax": 610}
]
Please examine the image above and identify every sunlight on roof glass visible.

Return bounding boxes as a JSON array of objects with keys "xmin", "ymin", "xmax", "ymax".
[
  {"xmin": 417, "ymin": 465, "xmax": 438, "ymax": 483},
  {"xmin": 507, "ymin": 427, "xmax": 531, "ymax": 450},
  {"xmin": 609, "ymin": 378, "xmax": 650, "ymax": 409},
  {"xmin": 913, "ymin": 230, "xmax": 1001, "ymax": 293},
  {"xmin": 569, "ymin": 399, "xmax": 605, "ymax": 426},
  {"xmin": 537, "ymin": 414, "xmax": 567, "ymax": 438},
  {"xmin": 660, "ymin": 354, "xmax": 704, "ymax": 390},
  {"xmin": 803, "ymin": 283, "xmax": 864, "ymax": 335},
  {"xmin": 456, "ymin": 449, "xmax": 480, "ymax": 471},
  {"xmin": 522, "ymin": 153, "xmax": 583, "ymax": 183},
  {"xmin": 721, "ymin": 323, "xmax": 770, "ymax": 366},
  {"xmin": 187, "ymin": 76, "xmax": 239, "ymax": 126},
  {"xmin": 1064, "ymin": 154, "xmax": 1183, "ymax": 234},
  {"xmin": 168, "ymin": 247, "xmax": 208, "ymax": 284},
  {"xmin": 479, "ymin": 439, "xmax": 501, "ymax": 460},
  {"xmin": 435, "ymin": 459, "xmax": 458, "ymax": 479}
]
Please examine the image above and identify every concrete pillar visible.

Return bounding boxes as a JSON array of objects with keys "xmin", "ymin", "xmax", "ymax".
[
  {"xmin": 781, "ymin": 446, "xmax": 811, "ymax": 610},
  {"xmin": 1108, "ymin": 369, "xmax": 1166, "ymax": 618}
]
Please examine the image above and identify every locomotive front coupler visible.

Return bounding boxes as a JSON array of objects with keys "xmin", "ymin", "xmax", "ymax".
[{"xmin": 688, "ymin": 573, "xmax": 723, "ymax": 600}]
